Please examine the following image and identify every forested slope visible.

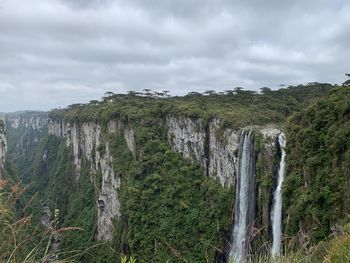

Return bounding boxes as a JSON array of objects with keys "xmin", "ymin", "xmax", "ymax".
[{"xmin": 284, "ymin": 86, "xmax": 350, "ymax": 245}]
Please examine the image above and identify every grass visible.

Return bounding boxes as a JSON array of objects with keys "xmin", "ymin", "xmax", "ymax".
[{"xmin": 0, "ymin": 179, "xmax": 84, "ymax": 262}]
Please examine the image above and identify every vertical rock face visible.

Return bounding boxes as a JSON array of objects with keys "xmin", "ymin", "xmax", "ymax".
[
  {"xmin": 48, "ymin": 119, "xmax": 136, "ymax": 241},
  {"xmin": 166, "ymin": 115, "xmax": 207, "ymax": 168},
  {"xmin": 3, "ymin": 112, "xmax": 48, "ymax": 159},
  {"xmin": 167, "ymin": 116, "xmax": 240, "ymax": 187},
  {"xmin": 208, "ymin": 119, "xmax": 240, "ymax": 187},
  {"xmin": 167, "ymin": 116, "xmax": 280, "ymax": 188},
  {"xmin": 5, "ymin": 112, "xmax": 48, "ymax": 130},
  {"xmin": 167, "ymin": 116, "xmax": 283, "ymax": 259},
  {"xmin": 0, "ymin": 120, "xmax": 7, "ymax": 178}
]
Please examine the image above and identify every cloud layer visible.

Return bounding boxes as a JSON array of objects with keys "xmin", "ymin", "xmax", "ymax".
[{"xmin": 0, "ymin": 0, "xmax": 349, "ymax": 111}]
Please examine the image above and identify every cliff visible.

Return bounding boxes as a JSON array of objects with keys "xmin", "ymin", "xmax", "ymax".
[
  {"xmin": 167, "ymin": 115, "xmax": 281, "ymax": 188},
  {"xmin": 48, "ymin": 119, "xmax": 136, "ymax": 241},
  {"xmin": 2, "ymin": 103, "xmax": 287, "ymax": 262},
  {"xmin": 5, "ymin": 112, "xmax": 48, "ymax": 130},
  {"xmin": 167, "ymin": 115, "xmax": 282, "ymax": 257},
  {"xmin": 0, "ymin": 120, "xmax": 6, "ymax": 178},
  {"xmin": 3, "ymin": 85, "xmax": 348, "ymax": 262},
  {"xmin": 4, "ymin": 112, "xmax": 48, "ymax": 161},
  {"xmin": 45, "ymin": 113, "xmax": 282, "ymax": 256}
]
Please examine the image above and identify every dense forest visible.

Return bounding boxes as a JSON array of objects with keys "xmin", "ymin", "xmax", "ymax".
[{"xmin": 1, "ymin": 83, "xmax": 350, "ymax": 262}]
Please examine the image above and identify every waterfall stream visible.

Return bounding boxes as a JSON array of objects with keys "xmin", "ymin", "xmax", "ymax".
[
  {"xmin": 271, "ymin": 132, "xmax": 286, "ymax": 256},
  {"xmin": 230, "ymin": 130, "xmax": 256, "ymax": 263}
]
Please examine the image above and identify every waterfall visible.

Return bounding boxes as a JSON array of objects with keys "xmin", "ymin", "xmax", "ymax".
[
  {"xmin": 230, "ymin": 130, "xmax": 256, "ymax": 263},
  {"xmin": 271, "ymin": 132, "xmax": 286, "ymax": 257}
]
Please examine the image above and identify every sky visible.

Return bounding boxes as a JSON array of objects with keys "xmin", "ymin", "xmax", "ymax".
[{"xmin": 0, "ymin": 0, "xmax": 349, "ymax": 112}]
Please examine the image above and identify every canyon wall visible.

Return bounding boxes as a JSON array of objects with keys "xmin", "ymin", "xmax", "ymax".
[
  {"xmin": 3, "ymin": 112, "xmax": 48, "ymax": 160},
  {"xmin": 0, "ymin": 120, "xmax": 6, "ymax": 178},
  {"xmin": 48, "ymin": 119, "xmax": 136, "ymax": 241},
  {"xmin": 167, "ymin": 115, "xmax": 281, "ymax": 188},
  {"xmin": 5, "ymin": 111, "xmax": 283, "ymax": 255}
]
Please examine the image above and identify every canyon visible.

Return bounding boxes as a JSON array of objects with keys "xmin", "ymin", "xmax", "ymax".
[
  {"xmin": 1, "ymin": 84, "xmax": 349, "ymax": 262},
  {"xmin": 2, "ymin": 110, "xmax": 284, "ymax": 262}
]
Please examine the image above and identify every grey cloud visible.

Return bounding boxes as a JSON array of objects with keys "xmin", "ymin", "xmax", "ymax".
[{"xmin": 0, "ymin": 0, "xmax": 349, "ymax": 111}]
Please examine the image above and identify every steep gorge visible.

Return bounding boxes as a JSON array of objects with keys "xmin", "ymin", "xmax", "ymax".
[
  {"xmin": 4, "ymin": 110, "xmax": 284, "ymax": 262},
  {"xmin": 3, "ymin": 84, "xmax": 347, "ymax": 262}
]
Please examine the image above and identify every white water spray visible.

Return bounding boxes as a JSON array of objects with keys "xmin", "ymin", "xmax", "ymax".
[
  {"xmin": 230, "ymin": 130, "xmax": 255, "ymax": 263},
  {"xmin": 271, "ymin": 132, "xmax": 286, "ymax": 256}
]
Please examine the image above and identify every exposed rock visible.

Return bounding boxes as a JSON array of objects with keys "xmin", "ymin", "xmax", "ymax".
[
  {"xmin": 167, "ymin": 116, "xmax": 281, "ymax": 188},
  {"xmin": 0, "ymin": 120, "xmax": 7, "ymax": 178},
  {"xmin": 47, "ymin": 114, "xmax": 281, "ymax": 243},
  {"xmin": 5, "ymin": 112, "xmax": 48, "ymax": 130},
  {"xmin": 260, "ymin": 126, "xmax": 282, "ymax": 155},
  {"xmin": 3, "ymin": 112, "xmax": 49, "ymax": 160},
  {"xmin": 48, "ymin": 119, "xmax": 136, "ymax": 241},
  {"xmin": 208, "ymin": 119, "xmax": 240, "ymax": 187},
  {"xmin": 41, "ymin": 204, "xmax": 60, "ymax": 262},
  {"xmin": 166, "ymin": 115, "xmax": 207, "ymax": 168}
]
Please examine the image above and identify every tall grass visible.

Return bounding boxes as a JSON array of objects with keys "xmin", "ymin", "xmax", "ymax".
[
  {"xmin": 227, "ymin": 224, "xmax": 350, "ymax": 263},
  {"xmin": 0, "ymin": 179, "xmax": 83, "ymax": 262}
]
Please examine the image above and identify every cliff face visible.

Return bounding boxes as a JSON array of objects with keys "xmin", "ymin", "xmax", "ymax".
[
  {"xmin": 5, "ymin": 113, "xmax": 48, "ymax": 130},
  {"xmin": 5, "ymin": 110, "xmax": 283, "ymax": 252},
  {"xmin": 48, "ymin": 119, "xmax": 136, "ymax": 241},
  {"xmin": 0, "ymin": 120, "xmax": 6, "ymax": 178},
  {"xmin": 167, "ymin": 115, "xmax": 281, "ymax": 188},
  {"xmin": 4, "ymin": 112, "xmax": 48, "ymax": 160}
]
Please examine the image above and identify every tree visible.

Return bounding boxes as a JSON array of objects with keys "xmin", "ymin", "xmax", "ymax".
[
  {"xmin": 204, "ymin": 90, "xmax": 216, "ymax": 95},
  {"xmin": 343, "ymin": 73, "xmax": 350, "ymax": 86},
  {"xmin": 154, "ymin": 91, "xmax": 165, "ymax": 98},
  {"xmin": 234, "ymin": 87, "xmax": 244, "ymax": 94},
  {"xmin": 186, "ymin": 92, "xmax": 202, "ymax": 97},
  {"xmin": 104, "ymin": 91, "xmax": 114, "ymax": 97},
  {"xmin": 143, "ymin": 89, "xmax": 153, "ymax": 97},
  {"xmin": 68, "ymin": 103, "xmax": 83, "ymax": 109},
  {"xmin": 224, "ymin": 90, "xmax": 235, "ymax": 96},
  {"xmin": 89, "ymin": 100, "xmax": 99, "ymax": 105},
  {"xmin": 162, "ymin": 90, "xmax": 171, "ymax": 98},
  {"xmin": 127, "ymin": 91, "xmax": 138, "ymax": 97},
  {"xmin": 260, "ymin": 87, "xmax": 272, "ymax": 94}
]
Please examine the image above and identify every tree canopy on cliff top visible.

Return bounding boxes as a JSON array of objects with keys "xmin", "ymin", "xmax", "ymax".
[{"xmin": 50, "ymin": 83, "xmax": 333, "ymax": 128}]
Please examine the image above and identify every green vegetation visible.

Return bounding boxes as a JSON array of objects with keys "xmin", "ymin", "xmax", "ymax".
[
  {"xmin": 3, "ymin": 132, "xmax": 117, "ymax": 261},
  {"xmin": 3, "ymin": 83, "xmax": 349, "ymax": 262},
  {"xmin": 284, "ymin": 86, "xmax": 350, "ymax": 247},
  {"xmin": 111, "ymin": 124, "xmax": 233, "ymax": 262},
  {"xmin": 50, "ymin": 83, "xmax": 332, "ymax": 128}
]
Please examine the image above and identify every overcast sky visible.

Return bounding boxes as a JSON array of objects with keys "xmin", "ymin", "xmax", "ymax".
[{"xmin": 0, "ymin": 0, "xmax": 349, "ymax": 112}]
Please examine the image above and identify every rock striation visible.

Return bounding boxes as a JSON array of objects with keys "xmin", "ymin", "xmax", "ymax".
[
  {"xmin": 48, "ymin": 119, "xmax": 136, "ymax": 241},
  {"xmin": 0, "ymin": 120, "xmax": 7, "ymax": 178},
  {"xmin": 3, "ymin": 112, "xmax": 48, "ymax": 159},
  {"xmin": 167, "ymin": 115, "xmax": 281, "ymax": 188},
  {"xmin": 5, "ymin": 112, "xmax": 48, "ymax": 130}
]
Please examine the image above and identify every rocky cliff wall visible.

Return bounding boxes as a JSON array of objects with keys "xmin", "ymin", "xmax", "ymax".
[
  {"xmin": 4, "ymin": 112, "xmax": 49, "ymax": 160},
  {"xmin": 47, "ymin": 114, "xmax": 282, "ymax": 247},
  {"xmin": 48, "ymin": 119, "xmax": 136, "ymax": 241},
  {"xmin": 5, "ymin": 112, "xmax": 48, "ymax": 130},
  {"xmin": 167, "ymin": 115, "xmax": 281, "ymax": 188},
  {"xmin": 0, "ymin": 120, "xmax": 7, "ymax": 178},
  {"xmin": 167, "ymin": 115, "xmax": 282, "ymax": 256}
]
